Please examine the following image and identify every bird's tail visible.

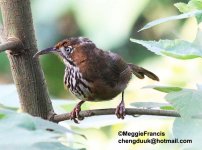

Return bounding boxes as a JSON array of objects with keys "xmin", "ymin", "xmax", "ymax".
[{"xmin": 128, "ymin": 63, "xmax": 159, "ymax": 81}]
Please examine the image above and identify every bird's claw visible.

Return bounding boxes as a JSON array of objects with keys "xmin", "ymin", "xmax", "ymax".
[
  {"xmin": 115, "ymin": 102, "xmax": 126, "ymax": 119},
  {"xmin": 70, "ymin": 107, "xmax": 84, "ymax": 123}
]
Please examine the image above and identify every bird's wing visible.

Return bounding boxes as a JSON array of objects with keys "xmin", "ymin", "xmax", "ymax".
[
  {"xmin": 77, "ymin": 46, "xmax": 130, "ymax": 87},
  {"xmin": 96, "ymin": 51, "xmax": 130, "ymax": 87}
]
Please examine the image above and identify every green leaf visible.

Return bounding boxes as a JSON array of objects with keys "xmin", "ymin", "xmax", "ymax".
[
  {"xmin": 0, "ymin": 109, "xmax": 78, "ymax": 150},
  {"xmin": 160, "ymin": 106, "xmax": 175, "ymax": 110},
  {"xmin": 191, "ymin": 0, "xmax": 202, "ymax": 8},
  {"xmin": 175, "ymin": 0, "xmax": 202, "ymax": 23},
  {"xmin": 173, "ymin": 118, "xmax": 202, "ymax": 139},
  {"xmin": 165, "ymin": 89, "xmax": 202, "ymax": 118},
  {"xmin": 131, "ymin": 102, "xmax": 175, "ymax": 110},
  {"xmin": 196, "ymin": 14, "xmax": 202, "ymax": 23},
  {"xmin": 174, "ymin": 2, "xmax": 191, "ymax": 13},
  {"xmin": 173, "ymin": 118, "xmax": 202, "ymax": 149},
  {"xmin": 175, "ymin": 1, "xmax": 202, "ymax": 13},
  {"xmin": 143, "ymin": 85, "xmax": 183, "ymax": 93},
  {"xmin": 138, "ymin": 10, "xmax": 202, "ymax": 31},
  {"xmin": 0, "ymin": 113, "xmax": 5, "ymax": 119},
  {"xmin": 130, "ymin": 102, "xmax": 171, "ymax": 108},
  {"xmin": 130, "ymin": 38, "xmax": 202, "ymax": 59}
]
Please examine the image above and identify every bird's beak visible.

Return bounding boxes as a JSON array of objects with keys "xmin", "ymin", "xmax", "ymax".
[{"xmin": 33, "ymin": 47, "xmax": 57, "ymax": 58}]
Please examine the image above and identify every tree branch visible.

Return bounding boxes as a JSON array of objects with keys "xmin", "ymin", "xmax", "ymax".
[
  {"xmin": 52, "ymin": 108, "xmax": 181, "ymax": 123},
  {"xmin": 0, "ymin": 26, "xmax": 6, "ymax": 42},
  {"xmin": 0, "ymin": 38, "xmax": 24, "ymax": 53},
  {"xmin": 0, "ymin": 0, "xmax": 54, "ymax": 119},
  {"xmin": 0, "ymin": 26, "xmax": 23, "ymax": 52}
]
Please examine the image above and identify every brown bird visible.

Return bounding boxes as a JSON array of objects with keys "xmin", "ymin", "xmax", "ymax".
[{"xmin": 34, "ymin": 37, "xmax": 159, "ymax": 123}]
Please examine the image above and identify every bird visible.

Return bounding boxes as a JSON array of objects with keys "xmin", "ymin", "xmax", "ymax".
[{"xmin": 34, "ymin": 37, "xmax": 159, "ymax": 123}]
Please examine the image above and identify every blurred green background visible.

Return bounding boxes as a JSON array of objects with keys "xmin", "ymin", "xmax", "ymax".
[
  {"xmin": 1, "ymin": 0, "xmax": 202, "ymax": 149},
  {"xmin": 0, "ymin": 0, "xmax": 194, "ymax": 98}
]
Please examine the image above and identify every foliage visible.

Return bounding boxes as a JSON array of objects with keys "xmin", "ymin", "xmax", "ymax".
[
  {"xmin": 0, "ymin": 85, "xmax": 86, "ymax": 150},
  {"xmin": 0, "ymin": 109, "xmax": 78, "ymax": 150},
  {"xmin": 131, "ymin": 11, "xmax": 202, "ymax": 59},
  {"xmin": 175, "ymin": 0, "xmax": 202, "ymax": 23},
  {"xmin": 130, "ymin": 102, "xmax": 175, "ymax": 110},
  {"xmin": 131, "ymin": 0, "xmax": 202, "ymax": 149},
  {"xmin": 166, "ymin": 88, "xmax": 202, "ymax": 118},
  {"xmin": 131, "ymin": 0, "xmax": 202, "ymax": 60},
  {"xmin": 137, "ymin": 10, "xmax": 202, "ymax": 32},
  {"xmin": 143, "ymin": 85, "xmax": 183, "ymax": 93},
  {"xmin": 132, "ymin": 84, "xmax": 202, "ymax": 149},
  {"xmin": 173, "ymin": 119, "xmax": 202, "ymax": 149},
  {"xmin": 130, "ymin": 38, "xmax": 202, "ymax": 59}
]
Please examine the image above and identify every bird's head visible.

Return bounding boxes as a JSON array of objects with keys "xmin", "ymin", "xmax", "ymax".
[{"xmin": 34, "ymin": 37, "xmax": 93, "ymax": 66}]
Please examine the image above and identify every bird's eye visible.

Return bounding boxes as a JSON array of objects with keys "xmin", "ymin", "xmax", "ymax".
[{"xmin": 65, "ymin": 46, "xmax": 73, "ymax": 53}]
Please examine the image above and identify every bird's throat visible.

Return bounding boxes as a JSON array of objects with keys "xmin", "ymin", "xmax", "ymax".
[{"xmin": 63, "ymin": 57, "xmax": 75, "ymax": 67}]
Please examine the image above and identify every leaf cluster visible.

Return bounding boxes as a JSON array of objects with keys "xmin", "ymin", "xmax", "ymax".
[{"xmin": 131, "ymin": 1, "xmax": 202, "ymax": 149}]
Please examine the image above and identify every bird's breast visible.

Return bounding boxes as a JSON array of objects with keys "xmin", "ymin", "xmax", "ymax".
[{"xmin": 64, "ymin": 65, "xmax": 93, "ymax": 101}]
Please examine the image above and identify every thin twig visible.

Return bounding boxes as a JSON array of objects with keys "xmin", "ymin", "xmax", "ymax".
[
  {"xmin": 52, "ymin": 108, "xmax": 181, "ymax": 123},
  {"xmin": 0, "ymin": 39, "xmax": 23, "ymax": 53},
  {"xmin": 0, "ymin": 27, "xmax": 24, "ymax": 53}
]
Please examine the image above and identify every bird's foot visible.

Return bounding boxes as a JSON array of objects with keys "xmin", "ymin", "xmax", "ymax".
[
  {"xmin": 70, "ymin": 101, "xmax": 85, "ymax": 123},
  {"xmin": 115, "ymin": 100, "xmax": 126, "ymax": 119}
]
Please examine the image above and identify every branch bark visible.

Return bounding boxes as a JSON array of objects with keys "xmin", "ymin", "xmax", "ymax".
[
  {"xmin": 0, "ymin": 0, "xmax": 54, "ymax": 118},
  {"xmin": 52, "ymin": 108, "xmax": 181, "ymax": 123},
  {"xmin": 0, "ymin": 38, "xmax": 23, "ymax": 53}
]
